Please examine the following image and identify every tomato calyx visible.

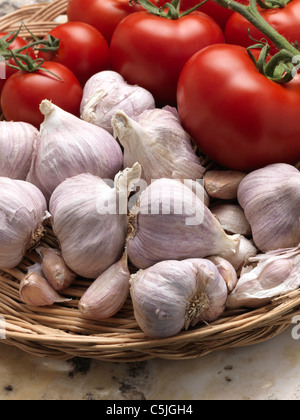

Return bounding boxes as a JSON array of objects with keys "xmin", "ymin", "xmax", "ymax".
[
  {"xmin": 130, "ymin": 0, "xmax": 209, "ymax": 19},
  {"xmin": 0, "ymin": 25, "xmax": 60, "ymax": 76},
  {"xmin": 212, "ymin": 0, "xmax": 300, "ymax": 80},
  {"xmin": 247, "ymin": 41, "xmax": 296, "ymax": 83},
  {"xmin": 256, "ymin": 0, "xmax": 292, "ymax": 9}
]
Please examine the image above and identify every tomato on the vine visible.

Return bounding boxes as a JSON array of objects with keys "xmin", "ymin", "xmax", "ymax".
[
  {"xmin": 67, "ymin": 0, "xmax": 143, "ymax": 44},
  {"xmin": 177, "ymin": 43, "xmax": 300, "ymax": 171},
  {"xmin": 39, "ymin": 22, "xmax": 110, "ymax": 86},
  {"xmin": 0, "ymin": 32, "xmax": 35, "ymax": 95},
  {"xmin": 1, "ymin": 61, "xmax": 83, "ymax": 128},
  {"xmin": 110, "ymin": 7, "xmax": 224, "ymax": 106},
  {"xmin": 225, "ymin": 0, "xmax": 300, "ymax": 54}
]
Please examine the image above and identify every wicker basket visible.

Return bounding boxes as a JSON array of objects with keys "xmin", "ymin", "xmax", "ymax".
[{"xmin": 0, "ymin": 0, "xmax": 300, "ymax": 362}]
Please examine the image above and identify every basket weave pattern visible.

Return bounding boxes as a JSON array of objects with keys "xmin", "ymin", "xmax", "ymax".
[{"xmin": 0, "ymin": 0, "xmax": 300, "ymax": 361}]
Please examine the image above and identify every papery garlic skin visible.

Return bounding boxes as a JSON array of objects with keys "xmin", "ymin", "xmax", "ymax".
[
  {"xmin": 112, "ymin": 107, "xmax": 205, "ymax": 184},
  {"xmin": 19, "ymin": 269, "xmax": 71, "ymax": 307},
  {"xmin": 0, "ymin": 177, "xmax": 48, "ymax": 269},
  {"xmin": 26, "ymin": 100, "xmax": 124, "ymax": 201},
  {"xmin": 226, "ymin": 246, "xmax": 300, "ymax": 309},
  {"xmin": 36, "ymin": 247, "xmax": 76, "ymax": 291},
  {"xmin": 80, "ymin": 70, "xmax": 155, "ymax": 134},
  {"xmin": 130, "ymin": 258, "xmax": 228, "ymax": 338},
  {"xmin": 50, "ymin": 163, "xmax": 142, "ymax": 279},
  {"xmin": 237, "ymin": 163, "xmax": 300, "ymax": 252},
  {"xmin": 0, "ymin": 121, "xmax": 38, "ymax": 180},
  {"xmin": 127, "ymin": 178, "xmax": 256, "ymax": 270},
  {"xmin": 78, "ymin": 252, "xmax": 130, "ymax": 319}
]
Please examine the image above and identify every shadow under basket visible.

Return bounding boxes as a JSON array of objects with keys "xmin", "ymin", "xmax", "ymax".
[{"xmin": 0, "ymin": 0, "xmax": 300, "ymax": 362}]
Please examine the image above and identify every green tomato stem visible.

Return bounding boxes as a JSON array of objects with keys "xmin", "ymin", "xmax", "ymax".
[{"xmin": 213, "ymin": 0, "xmax": 299, "ymax": 58}]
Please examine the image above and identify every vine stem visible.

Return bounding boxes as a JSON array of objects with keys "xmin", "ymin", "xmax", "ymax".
[{"xmin": 212, "ymin": 0, "xmax": 300, "ymax": 58}]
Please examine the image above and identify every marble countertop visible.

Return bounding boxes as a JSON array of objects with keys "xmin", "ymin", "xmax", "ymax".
[{"xmin": 1, "ymin": 0, "xmax": 300, "ymax": 401}]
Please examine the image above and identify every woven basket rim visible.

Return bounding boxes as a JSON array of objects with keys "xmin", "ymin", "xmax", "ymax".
[{"xmin": 0, "ymin": 0, "xmax": 300, "ymax": 362}]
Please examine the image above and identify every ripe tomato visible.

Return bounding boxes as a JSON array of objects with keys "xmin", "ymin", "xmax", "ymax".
[
  {"xmin": 67, "ymin": 0, "xmax": 143, "ymax": 44},
  {"xmin": 110, "ymin": 11, "xmax": 224, "ymax": 106},
  {"xmin": 39, "ymin": 22, "xmax": 110, "ymax": 86},
  {"xmin": 225, "ymin": 0, "xmax": 300, "ymax": 54},
  {"xmin": 1, "ymin": 61, "xmax": 83, "ymax": 128},
  {"xmin": 0, "ymin": 32, "xmax": 35, "ymax": 95},
  {"xmin": 177, "ymin": 44, "xmax": 300, "ymax": 171}
]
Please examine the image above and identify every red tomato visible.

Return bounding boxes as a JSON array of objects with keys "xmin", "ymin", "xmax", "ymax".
[
  {"xmin": 67, "ymin": 0, "xmax": 143, "ymax": 44},
  {"xmin": 225, "ymin": 0, "xmax": 300, "ymax": 54},
  {"xmin": 1, "ymin": 61, "xmax": 83, "ymax": 128},
  {"xmin": 0, "ymin": 32, "xmax": 35, "ymax": 95},
  {"xmin": 177, "ymin": 44, "xmax": 300, "ymax": 171},
  {"xmin": 39, "ymin": 22, "xmax": 110, "ymax": 86},
  {"xmin": 110, "ymin": 11, "xmax": 224, "ymax": 106}
]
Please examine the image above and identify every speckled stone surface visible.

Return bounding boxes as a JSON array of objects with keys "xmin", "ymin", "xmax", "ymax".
[{"xmin": 1, "ymin": 0, "xmax": 300, "ymax": 401}]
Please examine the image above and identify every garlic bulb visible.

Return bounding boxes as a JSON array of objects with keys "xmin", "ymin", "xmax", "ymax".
[
  {"xmin": 36, "ymin": 247, "xmax": 76, "ymax": 291},
  {"xmin": 26, "ymin": 100, "xmax": 124, "ymax": 201},
  {"xmin": 237, "ymin": 163, "xmax": 300, "ymax": 252},
  {"xmin": 211, "ymin": 203, "xmax": 252, "ymax": 236},
  {"xmin": 111, "ymin": 107, "xmax": 205, "ymax": 184},
  {"xmin": 226, "ymin": 245, "xmax": 300, "ymax": 309},
  {"xmin": 19, "ymin": 263, "xmax": 71, "ymax": 307},
  {"xmin": 130, "ymin": 258, "xmax": 228, "ymax": 338},
  {"xmin": 80, "ymin": 70, "xmax": 155, "ymax": 134},
  {"xmin": 50, "ymin": 163, "xmax": 142, "ymax": 279},
  {"xmin": 204, "ymin": 169, "xmax": 246, "ymax": 200},
  {"xmin": 78, "ymin": 252, "xmax": 130, "ymax": 319},
  {"xmin": 0, "ymin": 121, "xmax": 38, "ymax": 180},
  {"xmin": 127, "ymin": 178, "xmax": 257, "ymax": 271},
  {"xmin": 0, "ymin": 177, "xmax": 48, "ymax": 269}
]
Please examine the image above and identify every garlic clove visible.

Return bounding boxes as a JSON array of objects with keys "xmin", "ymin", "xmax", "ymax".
[
  {"xmin": 50, "ymin": 163, "xmax": 142, "ymax": 279},
  {"xmin": 226, "ymin": 245, "xmax": 300, "ymax": 309},
  {"xmin": 0, "ymin": 177, "xmax": 49, "ymax": 269},
  {"xmin": 112, "ymin": 107, "xmax": 205, "ymax": 184},
  {"xmin": 36, "ymin": 247, "xmax": 76, "ymax": 291},
  {"xmin": 130, "ymin": 258, "xmax": 228, "ymax": 339},
  {"xmin": 127, "ymin": 178, "xmax": 257, "ymax": 271},
  {"xmin": 0, "ymin": 121, "xmax": 38, "ymax": 180},
  {"xmin": 19, "ymin": 265, "xmax": 71, "ymax": 307},
  {"xmin": 80, "ymin": 70, "xmax": 155, "ymax": 134},
  {"xmin": 26, "ymin": 99, "xmax": 124, "ymax": 202},
  {"xmin": 207, "ymin": 256, "xmax": 238, "ymax": 292},
  {"xmin": 211, "ymin": 203, "xmax": 252, "ymax": 236},
  {"xmin": 78, "ymin": 252, "xmax": 130, "ymax": 319},
  {"xmin": 204, "ymin": 169, "xmax": 246, "ymax": 200},
  {"xmin": 237, "ymin": 163, "xmax": 300, "ymax": 252}
]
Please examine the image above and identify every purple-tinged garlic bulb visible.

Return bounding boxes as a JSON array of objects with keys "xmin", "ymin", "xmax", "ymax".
[
  {"xmin": 0, "ymin": 121, "xmax": 38, "ymax": 180},
  {"xmin": 130, "ymin": 258, "xmax": 228, "ymax": 338},
  {"xmin": 80, "ymin": 70, "xmax": 155, "ymax": 134},
  {"xmin": 26, "ymin": 100, "xmax": 124, "ymax": 201},
  {"xmin": 237, "ymin": 163, "xmax": 300, "ymax": 252},
  {"xmin": 111, "ymin": 107, "xmax": 205, "ymax": 184},
  {"xmin": 127, "ymin": 178, "xmax": 257, "ymax": 271},
  {"xmin": 0, "ymin": 177, "xmax": 49, "ymax": 269},
  {"xmin": 50, "ymin": 163, "xmax": 142, "ymax": 279}
]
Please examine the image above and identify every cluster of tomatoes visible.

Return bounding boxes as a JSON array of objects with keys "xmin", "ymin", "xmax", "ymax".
[{"xmin": 1, "ymin": 0, "xmax": 300, "ymax": 171}]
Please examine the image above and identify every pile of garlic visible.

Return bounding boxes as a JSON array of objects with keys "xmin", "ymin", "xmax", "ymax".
[{"xmin": 1, "ymin": 69, "xmax": 300, "ymax": 340}]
